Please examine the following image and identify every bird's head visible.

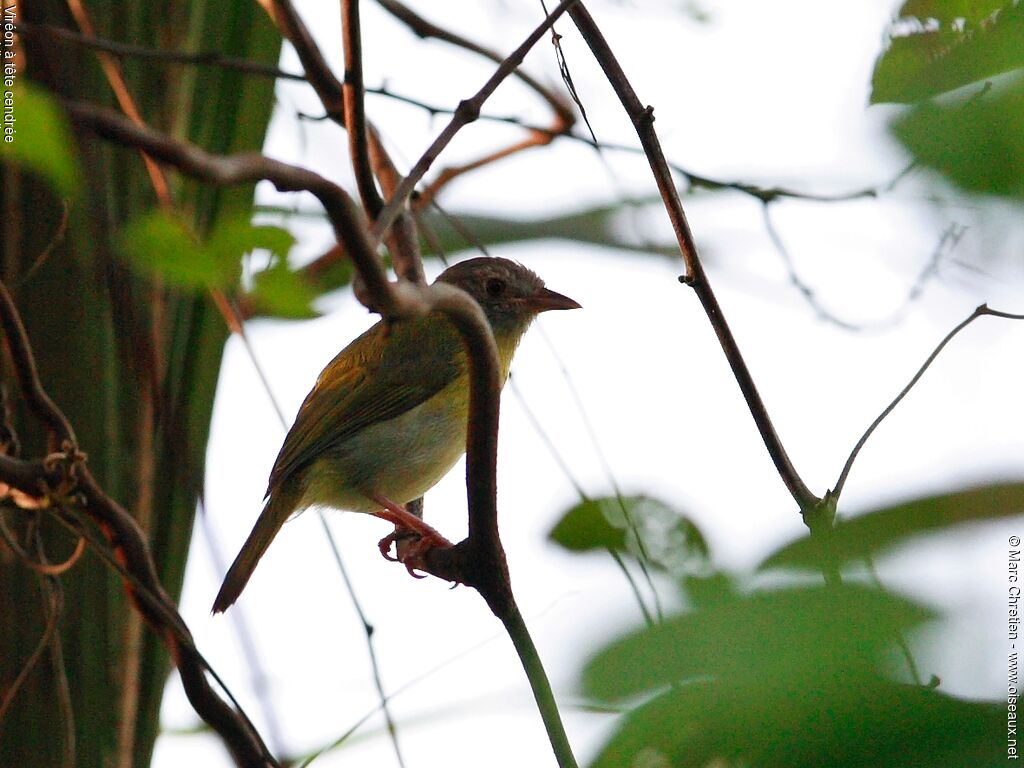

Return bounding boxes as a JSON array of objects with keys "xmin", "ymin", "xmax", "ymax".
[{"xmin": 436, "ymin": 257, "xmax": 580, "ymax": 343}]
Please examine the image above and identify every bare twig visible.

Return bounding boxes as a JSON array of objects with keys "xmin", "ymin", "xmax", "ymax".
[
  {"xmin": 369, "ymin": 128, "xmax": 426, "ymax": 284},
  {"xmin": 375, "ymin": 0, "xmax": 576, "ymax": 201},
  {"xmin": 375, "ymin": 0, "xmax": 573, "ymax": 127},
  {"xmin": 566, "ymin": 3, "xmax": 819, "ymax": 514},
  {"xmin": 341, "ymin": 0, "xmax": 384, "ymax": 217},
  {"xmin": 16, "ymin": 21, "xmax": 306, "ymax": 82},
  {"xmin": 832, "ymin": 305, "xmax": 1024, "ymax": 500},
  {"xmin": 372, "ymin": 0, "xmax": 583, "ymax": 240},
  {"xmin": 318, "ymin": 514, "xmax": 407, "ymax": 768},
  {"xmin": 762, "ymin": 204, "xmax": 965, "ymax": 332},
  {"xmin": 0, "ymin": 526, "xmax": 63, "ymax": 725},
  {"xmin": 0, "ymin": 278, "xmax": 278, "ymax": 767}
]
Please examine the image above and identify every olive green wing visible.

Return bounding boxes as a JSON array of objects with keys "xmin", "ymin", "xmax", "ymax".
[{"xmin": 267, "ymin": 315, "xmax": 465, "ymax": 492}]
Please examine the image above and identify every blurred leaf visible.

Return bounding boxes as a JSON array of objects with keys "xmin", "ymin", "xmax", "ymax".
[
  {"xmin": 118, "ymin": 212, "xmax": 219, "ymax": 287},
  {"xmin": 591, "ymin": 677, "xmax": 1002, "ymax": 768},
  {"xmin": 761, "ymin": 481, "xmax": 1024, "ymax": 572},
  {"xmin": 0, "ymin": 85, "xmax": 80, "ymax": 196},
  {"xmin": 120, "ymin": 213, "xmax": 296, "ymax": 290},
  {"xmin": 549, "ymin": 497, "xmax": 629, "ymax": 552},
  {"xmin": 208, "ymin": 219, "xmax": 294, "ymax": 276},
  {"xmin": 251, "ymin": 260, "xmax": 319, "ymax": 319},
  {"xmin": 548, "ymin": 495, "xmax": 709, "ymax": 573},
  {"xmin": 871, "ymin": 2, "xmax": 1024, "ymax": 103},
  {"xmin": 583, "ymin": 583, "xmax": 932, "ymax": 702},
  {"xmin": 891, "ymin": 75, "xmax": 1024, "ymax": 198},
  {"xmin": 899, "ymin": 0, "xmax": 1009, "ymax": 24}
]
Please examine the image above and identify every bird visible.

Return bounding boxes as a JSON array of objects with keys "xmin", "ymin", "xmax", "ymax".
[{"xmin": 212, "ymin": 257, "xmax": 580, "ymax": 613}]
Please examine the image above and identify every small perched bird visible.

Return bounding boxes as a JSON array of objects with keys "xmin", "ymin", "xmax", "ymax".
[{"xmin": 212, "ymin": 257, "xmax": 580, "ymax": 613}]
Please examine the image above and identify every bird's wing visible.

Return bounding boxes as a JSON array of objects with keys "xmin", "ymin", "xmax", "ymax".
[{"xmin": 267, "ymin": 315, "xmax": 465, "ymax": 493}]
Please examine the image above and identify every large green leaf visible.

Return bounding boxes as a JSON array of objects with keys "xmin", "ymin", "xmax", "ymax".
[
  {"xmin": 590, "ymin": 678, "xmax": 1002, "ymax": 768},
  {"xmin": 760, "ymin": 481, "xmax": 1024, "ymax": 572},
  {"xmin": 871, "ymin": 1, "xmax": 1024, "ymax": 103},
  {"xmin": 891, "ymin": 75, "xmax": 1024, "ymax": 199},
  {"xmin": 583, "ymin": 584, "xmax": 932, "ymax": 702},
  {"xmin": 579, "ymin": 583, "xmax": 997, "ymax": 767}
]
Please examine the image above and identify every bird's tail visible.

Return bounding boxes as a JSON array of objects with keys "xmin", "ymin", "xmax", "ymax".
[{"xmin": 212, "ymin": 489, "xmax": 296, "ymax": 614}]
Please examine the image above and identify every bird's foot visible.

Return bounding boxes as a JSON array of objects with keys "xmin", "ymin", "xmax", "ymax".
[
  {"xmin": 376, "ymin": 526, "xmax": 453, "ymax": 577},
  {"xmin": 371, "ymin": 496, "xmax": 454, "ymax": 578}
]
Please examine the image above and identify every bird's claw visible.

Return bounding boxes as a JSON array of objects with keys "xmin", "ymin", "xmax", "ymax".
[{"xmin": 377, "ymin": 525, "xmax": 453, "ymax": 578}]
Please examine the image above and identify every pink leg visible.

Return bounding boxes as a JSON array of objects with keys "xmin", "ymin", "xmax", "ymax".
[{"xmin": 369, "ymin": 494, "xmax": 453, "ymax": 577}]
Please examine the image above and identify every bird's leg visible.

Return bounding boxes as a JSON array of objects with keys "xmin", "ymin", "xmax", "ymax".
[{"xmin": 370, "ymin": 494, "xmax": 453, "ymax": 577}]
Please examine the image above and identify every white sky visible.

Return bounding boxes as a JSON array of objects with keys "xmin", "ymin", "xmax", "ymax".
[{"xmin": 155, "ymin": 2, "xmax": 1024, "ymax": 766}]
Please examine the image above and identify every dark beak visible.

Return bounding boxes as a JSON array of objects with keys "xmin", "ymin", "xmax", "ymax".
[{"xmin": 523, "ymin": 287, "xmax": 582, "ymax": 312}]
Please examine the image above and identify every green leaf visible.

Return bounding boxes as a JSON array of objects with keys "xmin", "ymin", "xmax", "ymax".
[
  {"xmin": 549, "ymin": 497, "xmax": 629, "ymax": 552},
  {"xmin": 118, "ymin": 212, "xmax": 223, "ymax": 287},
  {"xmin": 898, "ymin": 0, "xmax": 1009, "ymax": 24},
  {"xmin": 892, "ymin": 74, "xmax": 1024, "ymax": 198},
  {"xmin": 208, "ymin": 219, "xmax": 294, "ymax": 273},
  {"xmin": 591, "ymin": 678, "xmax": 1003, "ymax": 768},
  {"xmin": 760, "ymin": 481, "xmax": 1024, "ymax": 572},
  {"xmin": 582, "ymin": 583, "xmax": 933, "ymax": 703},
  {"xmin": 251, "ymin": 260, "xmax": 319, "ymax": 319},
  {"xmin": 871, "ymin": 2, "xmax": 1024, "ymax": 103},
  {"xmin": 0, "ymin": 85, "xmax": 81, "ymax": 196},
  {"xmin": 548, "ymin": 495, "xmax": 709, "ymax": 573},
  {"xmin": 119, "ymin": 213, "xmax": 296, "ymax": 290}
]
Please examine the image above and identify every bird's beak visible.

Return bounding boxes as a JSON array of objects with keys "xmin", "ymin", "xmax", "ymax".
[{"xmin": 523, "ymin": 287, "xmax": 582, "ymax": 313}]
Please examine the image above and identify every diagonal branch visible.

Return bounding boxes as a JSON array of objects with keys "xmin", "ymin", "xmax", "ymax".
[{"xmin": 566, "ymin": 3, "xmax": 820, "ymax": 515}]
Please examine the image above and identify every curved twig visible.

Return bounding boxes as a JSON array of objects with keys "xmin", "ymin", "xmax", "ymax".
[
  {"xmin": 0, "ymin": 277, "xmax": 278, "ymax": 766},
  {"xmin": 833, "ymin": 305, "xmax": 1024, "ymax": 499}
]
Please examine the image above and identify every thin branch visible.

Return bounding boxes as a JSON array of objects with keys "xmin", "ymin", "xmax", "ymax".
[
  {"xmin": 0, "ymin": 279, "xmax": 278, "ymax": 767},
  {"xmin": 318, "ymin": 514, "xmax": 407, "ymax": 768},
  {"xmin": 369, "ymin": 127, "xmax": 426, "ymax": 284},
  {"xmin": 23, "ymin": 20, "xmax": 909, "ymax": 208},
  {"xmin": 566, "ymin": 3, "xmax": 819, "ymax": 514},
  {"xmin": 29, "ymin": 526, "xmax": 76, "ymax": 768},
  {"xmin": 16, "ymin": 21, "xmax": 306, "ymax": 82},
  {"xmin": 341, "ymin": 0, "xmax": 384, "ymax": 217},
  {"xmin": 372, "ymin": 0, "xmax": 583, "ymax": 240},
  {"xmin": 0, "ymin": 526, "xmax": 63, "ymax": 724},
  {"xmin": 832, "ymin": 304, "xmax": 1024, "ymax": 500},
  {"xmin": 374, "ymin": 0, "xmax": 575, "ymax": 128},
  {"xmin": 763, "ymin": 204, "xmax": 965, "ymax": 332}
]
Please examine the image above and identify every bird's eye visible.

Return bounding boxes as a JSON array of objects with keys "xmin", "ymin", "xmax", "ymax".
[{"xmin": 485, "ymin": 277, "xmax": 506, "ymax": 297}]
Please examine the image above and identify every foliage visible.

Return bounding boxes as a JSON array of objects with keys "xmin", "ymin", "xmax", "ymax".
[
  {"xmin": 118, "ymin": 210, "xmax": 318, "ymax": 318},
  {"xmin": 873, "ymin": 0, "xmax": 1024, "ymax": 201},
  {"xmin": 0, "ymin": 84, "xmax": 80, "ymax": 195},
  {"xmin": 549, "ymin": 481, "xmax": 1019, "ymax": 766}
]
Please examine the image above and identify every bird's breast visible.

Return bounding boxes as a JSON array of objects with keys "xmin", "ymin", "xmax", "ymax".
[{"xmin": 302, "ymin": 376, "xmax": 471, "ymax": 512}]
